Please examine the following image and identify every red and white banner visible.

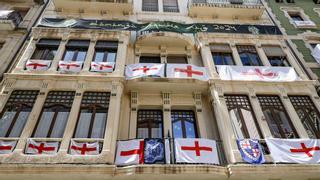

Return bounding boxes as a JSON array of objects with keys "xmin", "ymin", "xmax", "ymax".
[
  {"xmin": 125, "ymin": 63, "xmax": 165, "ymax": 79},
  {"xmin": 312, "ymin": 44, "xmax": 320, "ymax": 64},
  {"xmin": 58, "ymin": 61, "xmax": 83, "ymax": 73},
  {"xmin": 167, "ymin": 64, "xmax": 209, "ymax": 81},
  {"xmin": 217, "ymin": 65, "xmax": 300, "ymax": 82},
  {"xmin": 174, "ymin": 138, "xmax": 219, "ymax": 164},
  {"xmin": 91, "ymin": 62, "xmax": 115, "ymax": 73},
  {"xmin": 26, "ymin": 60, "xmax": 51, "ymax": 71},
  {"xmin": 70, "ymin": 140, "xmax": 99, "ymax": 155},
  {"xmin": 0, "ymin": 140, "xmax": 16, "ymax": 154},
  {"xmin": 26, "ymin": 139, "xmax": 59, "ymax": 155},
  {"xmin": 266, "ymin": 138, "xmax": 320, "ymax": 164},
  {"xmin": 115, "ymin": 139, "xmax": 144, "ymax": 165}
]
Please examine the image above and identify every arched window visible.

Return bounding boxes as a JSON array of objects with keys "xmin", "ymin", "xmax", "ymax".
[{"xmin": 171, "ymin": 110, "xmax": 198, "ymax": 138}]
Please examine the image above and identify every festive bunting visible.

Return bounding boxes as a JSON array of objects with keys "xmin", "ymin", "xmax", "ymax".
[
  {"xmin": 237, "ymin": 139, "xmax": 265, "ymax": 164},
  {"xmin": 90, "ymin": 62, "xmax": 115, "ymax": 73},
  {"xmin": 70, "ymin": 140, "xmax": 99, "ymax": 155},
  {"xmin": 25, "ymin": 139, "xmax": 59, "ymax": 155},
  {"xmin": 26, "ymin": 60, "xmax": 51, "ymax": 71}
]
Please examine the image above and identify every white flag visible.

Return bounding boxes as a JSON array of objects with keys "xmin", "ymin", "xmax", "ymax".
[
  {"xmin": 26, "ymin": 60, "xmax": 51, "ymax": 71},
  {"xmin": 115, "ymin": 139, "xmax": 144, "ymax": 166},
  {"xmin": 90, "ymin": 62, "xmax": 115, "ymax": 73},
  {"xmin": 174, "ymin": 138, "xmax": 219, "ymax": 164},
  {"xmin": 216, "ymin": 65, "xmax": 300, "ymax": 82},
  {"xmin": 266, "ymin": 138, "xmax": 320, "ymax": 164},
  {"xmin": 125, "ymin": 63, "xmax": 165, "ymax": 79},
  {"xmin": 58, "ymin": 61, "xmax": 83, "ymax": 73},
  {"xmin": 167, "ymin": 64, "xmax": 209, "ymax": 81},
  {"xmin": 312, "ymin": 44, "xmax": 320, "ymax": 64},
  {"xmin": 165, "ymin": 139, "xmax": 171, "ymax": 164},
  {"xmin": 26, "ymin": 139, "xmax": 59, "ymax": 155},
  {"xmin": 0, "ymin": 140, "xmax": 16, "ymax": 154},
  {"xmin": 70, "ymin": 140, "xmax": 99, "ymax": 155}
]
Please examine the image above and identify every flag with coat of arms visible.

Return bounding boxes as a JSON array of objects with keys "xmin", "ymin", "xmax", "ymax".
[{"xmin": 237, "ymin": 139, "xmax": 265, "ymax": 164}]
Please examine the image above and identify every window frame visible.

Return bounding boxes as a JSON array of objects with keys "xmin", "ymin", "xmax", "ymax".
[
  {"xmin": 63, "ymin": 40, "xmax": 90, "ymax": 62},
  {"xmin": 139, "ymin": 55, "xmax": 161, "ymax": 63},
  {"xmin": 237, "ymin": 45, "xmax": 263, "ymax": 66},
  {"xmin": 136, "ymin": 109, "xmax": 164, "ymax": 139},
  {"xmin": 212, "ymin": 52, "xmax": 235, "ymax": 65},
  {"xmin": 171, "ymin": 110, "xmax": 198, "ymax": 138},
  {"xmin": 31, "ymin": 39, "xmax": 60, "ymax": 60},
  {"xmin": 163, "ymin": 0, "xmax": 179, "ymax": 13},
  {"xmin": 142, "ymin": 0, "xmax": 159, "ymax": 12}
]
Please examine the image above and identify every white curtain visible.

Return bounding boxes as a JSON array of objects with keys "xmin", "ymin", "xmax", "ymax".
[
  {"xmin": 9, "ymin": 111, "xmax": 30, "ymax": 137},
  {"xmin": 33, "ymin": 111, "xmax": 54, "ymax": 137},
  {"xmin": 74, "ymin": 112, "xmax": 91, "ymax": 138},
  {"xmin": 138, "ymin": 128, "xmax": 148, "ymax": 139},
  {"xmin": 50, "ymin": 112, "xmax": 69, "ymax": 138},
  {"xmin": 241, "ymin": 109, "xmax": 260, "ymax": 139},
  {"xmin": 91, "ymin": 112, "xmax": 107, "ymax": 138}
]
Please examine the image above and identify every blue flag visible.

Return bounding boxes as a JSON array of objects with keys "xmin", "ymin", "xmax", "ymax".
[
  {"xmin": 237, "ymin": 139, "xmax": 265, "ymax": 164},
  {"xmin": 144, "ymin": 139, "xmax": 165, "ymax": 164}
]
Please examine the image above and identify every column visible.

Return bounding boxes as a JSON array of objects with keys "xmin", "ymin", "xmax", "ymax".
[
  {"xmin": 256, "ymin": 44, "xmax": 271, "ymax": 66},
  {"xmin": 15, "ymin": 89, "xmax": 48, "ymax": 152},
  {"xmin": 82, "ymin": 40, "xmax": 96, "ymax": 72},
  {"xmin": 114, "ymin": 35, "xmax": 129, "ymax": 76},
  {"xmin": 129, "ymin": 91, "xmax": 138, "ymax": 139},
  {"xmin": 248, "ymin": 91, "xmax": 273, "ymax": 138},
  {"xmin": 282, "ymin": 46, "xmax": 308, "ymax": 80},
  {"xmin": 58, "ymin": 89, "xmax": 83, "ymax": 153},
  {"xmin": 162, "ymin": 92, "xmax": 172, "ymax": 138},
  {"xmin": 209, "ymin": 85, "xmax": 237, "ymax": 163},
  {"xmin": 280, "ymin": 95, "xmax": 309, "ymax": 138},
  {"xmin": 200, "ymin": 43, "xmax": 218, "ymax": 78},
  {"xmin": 230, "ymin": 43, "xmax": 242, "ymax": 66},
  {"xmin": 103, "ymin": 82, "xmax": 124, "ymax": 163},
  {"xmin": 14, "ymin": 37, "xmax": 36, "ymax": 71},
  {"xmin": 48, "ymin": 38, "xmax": 68, "ymax": 72},
  {"xmin": 194, "ymin": 92, "xmax": 207, "ymax": 138}
]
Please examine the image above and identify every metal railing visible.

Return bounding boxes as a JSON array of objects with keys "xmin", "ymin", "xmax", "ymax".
[{"xmin": 190, "ymin": 0, "xmax": 262, "ymax": 6}]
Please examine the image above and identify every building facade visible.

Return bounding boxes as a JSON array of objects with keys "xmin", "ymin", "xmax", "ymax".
[{"xmin": 0, "ymin": 0, "xmax": 320, "ymax": 180}]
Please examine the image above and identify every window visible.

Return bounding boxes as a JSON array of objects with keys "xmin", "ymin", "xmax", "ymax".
[
  {"xmin": 257, "ymin": 95, "xmax": 298, "ymax": 139},
  {"xmin": 139, "ymin": 56, "xmax": 161, "ymax": 63},
  {"xmin": 167, "ymin": 56, "xmax": 188, "ymax": 64},
  {"xmin": 171, "ymin": 110, "xmax": 198, "ymax": 138},
  {"xmin": 211, "ymin": 44, "xmax": 235, "ymax": 65},
  {"xmin": 137, "ymin": 110, "xmax": 163, "ymax": 138},
  {"xmin": 289, "ymin": 13, "xmax": 303, "ymax": 21},
  {"xmin": 225, "ymin": 95, "xmax": 262, "ymax": 139},
  {"xmin": 63, "ymin": 40, "xmax": 90, "ymax": 62},
  {"xmin": 31, "ymin": 39, "xmax": 60, "ymax": 60},
  {"xmin": 0, "ymin": 90, "xmax": 38, "ymax": 137},
  {"xmin": 74, "ymin": 92, "xmax": 110, "ymax": 139},
  {"xmin": 289, "ymin": 96, "xmax": 320, "ymax": 138},
  {"xmin": 33, "ymin": 91, "xmax": 75, "ymax": 138},
  {"xmin": 142, "ymin": 0, "xmax": 158, "ymax": 12},
  {"xmin": 310, "ymin": 43, "xmax": 318, "ymax": 49},
  {"xmin": 262, "ymin": 45, "xmax": 290, "ymax": 66},
  {"xmin": 93, "ymin": 41, "xmax": 118, "ymax": 63},
  {"xmin": 163, "ymin": 0, "xmax": 179, "ymax": 12},
  {"xmin": 237, "ymin": 45, "xmax": 263, "ymax": 66}
]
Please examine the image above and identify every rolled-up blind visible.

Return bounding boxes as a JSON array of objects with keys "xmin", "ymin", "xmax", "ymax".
[{"xmin": 210, "ymin": 44, "xmax": 232, "ymax": 53}]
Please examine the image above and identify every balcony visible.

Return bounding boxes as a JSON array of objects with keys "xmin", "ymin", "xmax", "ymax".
[
  {"xmin": 0, "ymin": 10, "xmax": 22, "ymax": 30},
  {"xmin": 53, "ymin": 0, "xmax": 133, "ymax": 15},
  {"xmin": 188, "ymin": 0, "xmax": 265, "ymax": 19}
]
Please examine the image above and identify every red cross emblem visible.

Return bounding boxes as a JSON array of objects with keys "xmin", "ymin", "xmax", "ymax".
[
  {"xmin": 120, "ymin": 140, "xmax": 144, "ymax": 164},
  {"xmin": 71, "ymin": 143, "xmax": 97, "ymax": 155},
  {"xmin": 290, "ymin": 143, "xmax": 320, "ymax": 157},
  {"xmin": 241, "ymin": 141, "xmax": 251, "ymax": 149},
  {"xmin": 181, "ymin": 141, "xmax": 213, "ymax": 156},
  {"xmin": 92, "ymin": 64, "xmax": 113, "ymax": 71},
  {"xmin": 133, "ymin": 66, "xmax": 158, "ymax": 74},
  {"xmin": 60, "ymin": 63, "xmax": 81, "ymax": 70},
  {"xmin": 28, "ymin": 143, "xmax": 56, "ymax": 154},
  {"xmin": 0, "ymin": 145, "xmax": 13, "ymax": 151},
  {"xmin": 26, "ymin": 63, "xmax": 49, "ymax": 69},
  {"xmin": 174, "ymin": 65, "xmax": 204, "ymax": 77},
  {"xmin": 241, "ymin": 68, "xmax": 278, "ymax": 79}
]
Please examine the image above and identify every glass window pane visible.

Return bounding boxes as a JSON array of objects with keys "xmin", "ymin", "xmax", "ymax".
[
  {"xmin": 91, "ymin": 112, "xmax": 107, "ymax": 138},
  {"xmin": 45, "ymin": 50, "xmax": 57, "ymax": 60},
  {"xmin": 8, "ymin": 111, "xmax": 30, "ymax": 137},
  {"xmin": 263, "ymin": 109, "xmax": 282, "ymax": 138},
  {"xmin": 63, "ymin": 50, "xmax": 75, "ymax": 62},
  {"xmin": 229, "ymin": 109, "xmax": 245, "ymax": 139},
  {"xmin": 107, "ymin": 52, "xmax": 116, "ymax": 62},
  {"xmin": 224, "ymin": 55, "xmax": 234, "ymax": 65},
  {"xmin": 33, "ymin": 111, "xmax": 54, "ymax": 138},
  {"xmin": 138, "ymin": 128, "xmax": 149, "ymax": 139},
  {"xmin": 50, "ymin": 111, "xmax": 69, "ymax": 138},
  {"xmin": 74, "ymin": 111, "xmax": 92, "ymax": 138},
  {"xmin": 173, "ymin": 121, "xmax": 183, "ymax": 138},
  {"xmin": 213, "ymin": 55, "xmax": 223, "ymax": 65},
  {"xmin": 0, "ymin": 111, "xmax": 16, "ymax": 137},
  {"xmin": 76, "ymin": 51, "xmax": 87, "ymax": 62},
  {"xmin": 31, "ymin": 49, "xmax": 45, "ymax": 59},
  {"xmin": 185, "ymin": 121, "xmax": 196, "ymax": 138},
  {"xmin": 94, "ymin": 52, "xmax": 104, "ymax": 62}
]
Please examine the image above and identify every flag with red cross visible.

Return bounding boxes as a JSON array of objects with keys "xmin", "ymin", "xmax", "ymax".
[
  {"xmin": 125, "ymin": 63, "xmax": 165, "ymax": 79},
  {"xmin": 0, "ymin": 140, "xmax": 17, "ymax": 154},
  {"xmin": 58, "ymin": 61, "xmax": 83, "ymax": 73},
  {"xmin": 25, "ymin": 139, "xmax": 59, "ymax": 155},
  {"xmin": 26, "ymin": 60, "xmax": 51, "ymax": 71},
  {"xmin": 70, "ymin": 140, "xmax": 100, "ymax": 155},
  {"xmin": 115, "ymin": 139, "xmax": 145, "ymax": 165},
  {"xmin": 166, "ymin": 64, "xmax": 209, "ymax": 81},
  {"xmin": 266, "ymin": 138, "xmax": 320, "ymax": 164},
  {"xmin": 90, "ymin": 62, "xmax": 115, "ymax": 73},
  {"xmin": 174, "ymin": 138, "xmax": 219, "ymax": 164}
]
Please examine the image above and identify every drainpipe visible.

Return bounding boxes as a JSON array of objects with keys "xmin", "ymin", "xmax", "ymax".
[{"xmin": 1, "ymin": 0, "xmax": 50, "ymax": 81}]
